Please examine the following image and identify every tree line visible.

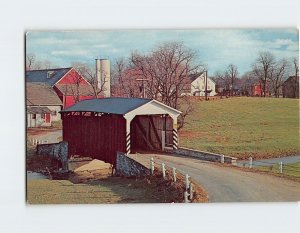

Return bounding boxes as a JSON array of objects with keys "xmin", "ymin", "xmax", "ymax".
[
  {"xmin": 26, "ymin": 42, "xmax": 299, "ymax": 129},
  {"xmin": 213, "ymin": 52, "xmax": 298, "ymax": 98}
]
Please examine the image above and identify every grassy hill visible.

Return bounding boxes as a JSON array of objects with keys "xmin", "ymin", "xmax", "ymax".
[{"xmin": 179, "ymin": 97, "xmax": 300, "ymax": 159}]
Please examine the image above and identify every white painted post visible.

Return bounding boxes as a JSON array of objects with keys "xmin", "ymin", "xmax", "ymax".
[
  {"xmin": 161, "ymin": 163, "xmax": 166, "ymax": 179},
  {"xmin": 150, "ymin": 158, "xmax": 154, "ymax": 175},
  {"xmin": 185, "ymin": 174, "xmax": 190, "ymax": 190},
  {"xmin": 189, "ymin": 183, "xmax": 193, "ymax": 200},
  {"xmin": 184, "ymin": 191, "xmax": 189, "ymax": 203},
  {"xmin": 221, "ymin": 154, "xmax": 225, "ymax": 164},
  {"xmin": 249, "ymin": 157, "xmax": 253, "ymax": 169},
  {"xmin": 172, "ymin": 167, "xmax": 177, "ymax": 182},
  {"xmin": 279, "ymin": 161, "xmax": 283, "ymax": 173}
]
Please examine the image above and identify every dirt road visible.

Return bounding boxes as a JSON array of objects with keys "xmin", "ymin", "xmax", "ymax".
[
  {"xmin": 28, "ymin": 129, "xmax": 62, "ymax": 143},
  {"xmin": 128, "ymin": 153, "xmax": 300, "ymax": 202}
]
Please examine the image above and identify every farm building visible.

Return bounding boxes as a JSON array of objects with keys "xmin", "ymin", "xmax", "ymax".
[
  {"xmin": 26, "ymin": 67, "xmax": 96, "ymax": 109},
  {"xmin": 189, "ymin": 73, "xmax": 216, "ymax": 96},
  {"xmin": 61, "ymin": 98, "xmax": 181, "ymax": 165},
  {"xmin": 27, "ymin": 106, "xmax": 53, "ymax": 128},
  {"xmin": 26, "ymin": 82, "xmax": 63, "ymax": 127},
  {"xmin": 283, "ymin": 76, "xmax": 299, "ymax": 98}
]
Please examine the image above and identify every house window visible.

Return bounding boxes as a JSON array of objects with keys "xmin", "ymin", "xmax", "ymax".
[
  {"xmin": 53, "ymin": 110, "xmax": 57, "ymax": 116},
  {"xmin": 41, "ymin": 114, "xmax": 45, "ymax": 119},
  {"xmin": 32, "ymin": 114, "xmax": 36, "ymax": 119}
]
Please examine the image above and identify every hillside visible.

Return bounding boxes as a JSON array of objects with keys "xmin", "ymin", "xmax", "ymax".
[{"xmin": 179, "ymin": 97, "xmax": 300, "ymax": 159}]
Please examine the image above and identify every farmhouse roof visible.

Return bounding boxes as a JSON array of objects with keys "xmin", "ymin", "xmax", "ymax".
[
  {"xmin": 189, "ymin": 73, "xmax": 203, "ymax": 82},
  {"xmin": 189, "ymin": 72, "xmax": 216, "ymax": 84},
  {"xmin": 27, "ymin": 106, "xmax": 52, "ymax": 114},
  {"xmin": 26, "ymin": 67, "xmax": 72, "ymax": 86},
  {"xmin": 26, "ymin": 82, "xmax": 62, "ymax": 106},
  {"xmin": 61, "ymin": 98, "xmax": 152, "ymax": 115},
  {"xmin": 284, "ymin": 75, "xmax": 299, "ymax": 84}
]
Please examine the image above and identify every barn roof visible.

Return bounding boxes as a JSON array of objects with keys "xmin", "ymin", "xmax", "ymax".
[
  {"xmin": 61, "ymin": 98, "xmax": 152, "ymax": 115},
  {"xmin": 26, "ymin": 67, "xmax": 72, "ymax": 86},
  {"xmin": 26, "ymin": 82, "xmax": 62, "ymax": 106},
  {"xmin": 55, "ymin": 84, "xmax": 95, "ymax": 96}
]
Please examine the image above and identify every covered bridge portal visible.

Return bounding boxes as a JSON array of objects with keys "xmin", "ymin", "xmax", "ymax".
[{"xmin": 61, "ymin": 98, "xmax": 181, "ymax": 165}]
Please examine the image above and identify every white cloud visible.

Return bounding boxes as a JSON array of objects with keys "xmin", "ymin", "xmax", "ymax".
[
  {"xmin": 32, "ymin": 37, "xmax": 79, "ymax": 45},
  {"xmin": 51, "ymin": 50, "xmax": 89, "ymax": 56},
  {"xmin": 93, "ymin": 44, "xmax": 111, "ymax": 48}
]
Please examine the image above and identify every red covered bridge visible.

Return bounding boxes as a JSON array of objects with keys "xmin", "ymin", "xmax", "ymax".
[{"xmin": 61, "ymin": 98, "xmax": 181, "ymax": 165}]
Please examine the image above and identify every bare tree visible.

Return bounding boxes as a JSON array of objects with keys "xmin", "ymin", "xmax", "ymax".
[
  {"xmin": 177, "ymin": 96, "xmax": 193, "ymax": 130},
  {"xmin": 252, "ymin": 51, "xmax": 275, "ymax": 97},
  {"xmin": 291, "ymin": 57, "xmax": 299, "ymax": 97},
  {"xmin": 225, "ymin": 64, "xmax": 238, "ymax": 96},
  {"xmin": 71, "ymin": 62, "xmax": 108, "ymax": 99},
  {"xmin": 26, "ymin": 53, "xmax": 54, "ymax": 70},
  {"xmin": 131, "ymin": 42, "xmax": 203, "ymax": 109},
  {"xmin": 240, "ymin": 71, "xmax": 258, "ymax": 96},
  {"xmin": 113, "ymin": 41, "xmax": 203, "ymax": 130},
  {"xmin": 26, "ymin": 53, "xmax": 36, "ymax": 71},
  {"xmin": 112, "ymin": 58, "xmax": 141, "ymax": 98},
  {"xmin": 269, "ymin": 59, "xmax": 288, "ymax": 98}
]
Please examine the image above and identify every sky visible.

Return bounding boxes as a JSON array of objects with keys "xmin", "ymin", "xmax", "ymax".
[{"xmin": 26, "ymin": 29, "xmax": 299, "ymax": 75}]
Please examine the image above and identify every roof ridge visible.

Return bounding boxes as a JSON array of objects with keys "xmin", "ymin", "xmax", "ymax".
[{"xmin": 26, "ymin": 67, "xmax": 72, "ymax": 72}]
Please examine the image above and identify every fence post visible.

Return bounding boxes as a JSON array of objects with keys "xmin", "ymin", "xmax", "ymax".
[
  {"xmin": 172, "ymin": 167, "xmax": 177, "ymax": 182},
  {"xmin": 184, "ymin": 191, "xmax": 189, "ymax": 203},
  {"xmin": 185, "ymin": 174, "xmax": 190, "ymax": 190},
  {"xmin": 189, "ymin": 183, "xmax": 193, "ymax": 200},
  {"xmin": 221, "ymin": 154, "xmax": 225, "ymax": 164},
  {"xmin": 249, "ymin": 157, "xmax": 253, "ymax": 169},
  {"xmin": 161, "ymin": 163, "xmax": 166, "ymax": 179},
  {"xmin": 279, "ymin": 161, "xmax": 283, "ymax": 173},
  {"xmin": 150, "ymin": 157, "xmax": 154, "ymax": 175}
]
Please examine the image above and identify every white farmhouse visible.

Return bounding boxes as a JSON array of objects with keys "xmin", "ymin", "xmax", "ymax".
[{"xmin": 190, "ymin": 73, "xmax": 216, "ymax": 96}]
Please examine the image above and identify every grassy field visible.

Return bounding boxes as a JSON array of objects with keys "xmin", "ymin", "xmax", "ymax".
[
  {"xmin": 179, "ymin": 97, "xmax": 300, "ymax": 159},
  {"xmin": 255, "ymin": 162, "xmax": 300, "ymax": 178}
]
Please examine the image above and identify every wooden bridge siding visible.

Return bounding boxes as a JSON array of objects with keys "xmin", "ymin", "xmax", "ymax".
[
  {"xmin": 130, "ymin": 115, "xmax": 173, "ymax": 152},
  {"xmin": 62, "ymin": 113, "xmax": 126, "ymax": 165}
]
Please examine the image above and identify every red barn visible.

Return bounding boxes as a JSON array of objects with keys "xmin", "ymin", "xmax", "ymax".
[
  {"xmin": 26, "ymin": 67, "xmax": 97, "ymax": 109},
  {"xmin": 60, "ymin": 98, "xmax": 181, "ymax": 165}
]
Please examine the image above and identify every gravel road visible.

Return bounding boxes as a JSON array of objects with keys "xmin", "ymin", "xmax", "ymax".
[
  {"xmin": 128, "ymin": 153, "xmax": 300, "ymax": 202},
  {"xmin": 28, "ymin": 129, "xmax": 62, "ymax": 143}
]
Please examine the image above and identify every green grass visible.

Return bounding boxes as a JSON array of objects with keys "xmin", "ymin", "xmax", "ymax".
[
  {"xmin": 256, "ymin": 162, "xmax": 300, "ymax": 178},
  {"xmin": 179, "ymin": 97, "xmax": 300, "ymax": 159}
]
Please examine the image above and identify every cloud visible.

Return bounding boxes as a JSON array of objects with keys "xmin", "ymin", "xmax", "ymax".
[
  {"xmin": 26, "ymin": 29, "xmax": 299, "ymax": 74},
  {"xmin": 31, "ymin": 37, "xmax": 79, "ymax": 46},
  {"xmin": 51, "ymin": 50, "xmax": 89, "ymax": 56},
  {"xmin": 93, "ymin": 44, "xmax": 111, "ymax": 48}
]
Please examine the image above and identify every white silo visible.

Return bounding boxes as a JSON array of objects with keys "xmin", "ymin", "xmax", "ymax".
[{"xmin": 96, "ymin": 58, "xmax": 111, "ymax": 97}]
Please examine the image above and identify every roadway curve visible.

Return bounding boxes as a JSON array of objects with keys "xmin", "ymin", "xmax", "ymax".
[{"xmin": 128, "ymin": 153, "xmax": 300, "ymax": 202}]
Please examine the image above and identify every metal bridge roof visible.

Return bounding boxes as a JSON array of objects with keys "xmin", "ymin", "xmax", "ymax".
[{"xmin": 60, "ymin": 97, "xmax": 152, "ymax": 115}]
